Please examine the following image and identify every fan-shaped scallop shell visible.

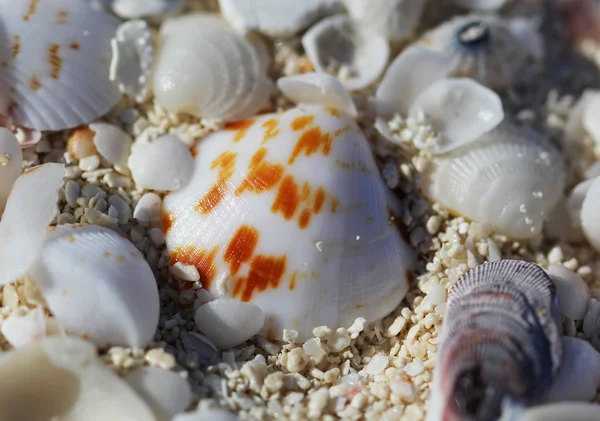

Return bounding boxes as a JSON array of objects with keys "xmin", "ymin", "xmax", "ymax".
[
  {"xmin": 428, "ymin": 260, "xmax": 562, "ymax": 421},
  {"xmin": 414, "ymin": 14, "xmax": 542, "ymax": 89},
  {"xmin": 0, "ymin": 0, "xmax": 122, "ymax": 131},
  {"xmin": 162, "ymin": 105, "xmax": 414, "ymax": 341},
  {"xmin": 421, "ymin": 123, "xmax": 565, "ymax": 239},
  {"xmin": 153, "ymin": 13, "xmax": 271, "ymax": 122}
]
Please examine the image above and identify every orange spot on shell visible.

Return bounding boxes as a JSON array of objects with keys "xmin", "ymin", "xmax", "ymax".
[
  {"xmin": 326, "ymin": 107, "xmax": 342, "ymax": 117},
  {"xmin": 291, "ymin": 115, "xmax": 314, "ymax": 131},
  {"xmin": 69, "ymin": 42, "xmax": 79, "ymax": 50},
  {"xmin": 226, "ymin": 118, "xmax": 256, "ymax": 143},
  {"xmin": 104, "ymin": 251, "xmax": 110, "ymax": 258},
  {"xmin": 271, "ymin": 175, "xmax": 300, "ymax": 219},
  {"xmin": 290, "ymin": 271, "xmax": 297, "ymax": 290},
  {"xmin": 23, "ymin": 0, "xmax": 38, "ymax": 21},
  {"xmin": 57, "ymin": 10, "xmax": 69, "ymax": 25},
  {"xmin": 262, "ymin": 118, "xmax": 280, "ymax": 143},
  {"xmin": 170, "ymin": 246, "xmax": 219, "ymax": 289},
  {"xmin": 67, "ymin": 127, "xmax": 97, "ymax": 160},
  {"xmin": 224, "ymin": 225, "xmax": 259, "ymax": 275},
  {"xmin": 298, "ymin": 209, "xmax": 311, "ymax": 229},
  {"xmin": 12, "ymin": 35, "xmax": 20, "ymax": 58},
  {"xmin": 289, "ymin": 127, "xmax": 333, "ymax": 164},
  {"xmin": 313, "ymin": 187, "xmax": 325, "ymax": 213},
  {"xmin": 161, "ymin": 211, "xmax": 176, "ymax": 235},
  {"xmin": 29, "ymin": 74, "xmax": 41, "ymax": 91},
  {"xmin": 235, "ymin": 148, "xmax": 284, "ymax": 196},
  {"xmin": 115, "ymin": 255, "xmax": 126, "ymax": 262},
  {"xmin": 233, "ymin": 255, "xmax": 287, "ymax": 302},
  {"xmin": 67, "ymin": 236, "xmax": 76, "ymax": 243},
  {"xmin": 195, "ymin": 151, "xmax": 237, "ymax": 214},
  {"xmin": 48, "ymin": 44, "xmax": 62, "ymax": 79}
]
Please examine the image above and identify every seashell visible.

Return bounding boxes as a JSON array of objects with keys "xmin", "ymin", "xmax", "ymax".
[
  {"xmin": 515, "ymin": 403, "xmax": 600, "ymax": 421},
  {"xmin": 428, "ymin": 260, "xmax": 562, "ymax": 421},
  {"xmin": 110, "ymin": 0, "xmax": 186, "ymax": 19},
  {"xmin": 134, "ymin": 192, "xmax": 163, "ymax": 223},
  {"xmin": 0, "ymin": 306, "xmax": 46, "ymax": 348},
  {"xmin": 110, "ymin": 20, "xmax": 154, "ymax": 104},
  {"xmin": 407, "ymin": 78, "xmax": 504, "ymax": 154},
  {"xmin": 0, "ymin": 0, "xmax": 121, "ymax": 131},
  {"xmin": 277, "ymin": 73, "xmax": 358, "ymax": 118},
  {"xmin": 27, "ymin": 224, "xmax": 160, "ymax": 348},
  {"xmin": 0, "ymin": 128, "xmax": 22, "ymax": 212},
  {"xmin": 302, "ymin": 15, "xmax": 390, "ymax": 91},
  {"xmin": 88, "ymin": 122, "xmax": 133, "ymax": 169},
  {"xmin": 0, "ymin": 336, "xmax": 155, "ymax": 421},
  {"xmin": 129, "ymin": 134, "xmax": 194, "ymax": 191},
  {"xmin": 217, "ymin": 0, "xmax": 342, "ymax": 38},
  {"xmin": 414, "ymin": 15, "xmax": 542, "ymax": 89},
  {"xmin": 67, "ymin": 127, "xmax": 98, "ymax": 162},
  {"xmin": 174, "ymin": 410, "xmax": 240, "ymax": 421},
  {"xmin": 194, "ymin": 298, "xmax": 265, "ymax": 350},
  {"xmin": 153, "ymin": 14, "xmax": 271, "ymax": 122},
  {"xmin": 568, "ymin": 177, "xmax": 596, "ymax": 230},
  {"xmin": 376, "ymin": 46, "xmax": 452, "ymax": 118},
  {"xmin": 0, "ymin": 163, "xmax": 64, "ymax": 286},
  {"xmin": 580, "ymin": 176, "xmax": 600, "ymax": 252},
  {"xmin": 162, "ymin": 105, "xmax": 414, "ymax": 341},
  {"xmin": 421, "ymin": 123, "xmax": 565, "ymax": 239},
  {"xmin": 544, "ymin": 336, "xmax": 600, "ymax": 403},
  {"xmin": 565, "ymin": 90, "xmax": 600, "ymax": 142},
  {"xmin": 125, "ymin": 366, "xmax": 193, "ymax": 421},
  {"xmin": 452, "ymin": 0, "xmax": 508, "ymax": 10},
  {"xmin": 547, "ymin": 264, "xmax": 591, "ymax": 320}
]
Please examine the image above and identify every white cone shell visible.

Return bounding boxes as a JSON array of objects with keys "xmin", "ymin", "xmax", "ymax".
[
  {"xmin": 27, "ymin": 224, "xmax": 160, "ymax": 348},
  {"xmin": 89, "ymin": 122, "xmax": 132, "ymax": 169},
  {"xmin": 0, "ymin": 163, "xmax": 64, "ymax": 286},
  {"xmin": 163, "ymin": 105, "xmax": 414, "ymax": 341},
  {"xmin": 581, "ymin": 176, "xmax": 600, "ymax": 252},
  {"xmin": 0, "ymin": 0, "xmax": 121, "ymax": 131},
  {"xmin": 302, "ymin": 15, "xmax": 390, "ymax": 91},
  {"xmin": 408, "ymin": 78, "xmax": 504, "ymax": 154},
  {"xmin": 422, "ymin": 124, "xmax": 565, "ymax": 239},
  {"xmin": 0, "ymin": 128, "xmax": 22, "ymax": 212},
  {"xmin": 547, "ymin": 265, "xmax": 591, "ymax": 320}
]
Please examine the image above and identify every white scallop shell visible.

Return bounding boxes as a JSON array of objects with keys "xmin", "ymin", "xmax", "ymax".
[
  {"xmin": 88, "ymin": 122, "xmax": 132, "ymax": 169},
  {"xmin": 277, "ymin": 73, "xmax": 357, "ymax": 118},
  {"xmin": 153, "ymin": 14, "xmax": 271, "ymax": 122},
  {"xmin": 0, "ymin": 163, "xmax": 64, "ymax": 286},
  {"xmin": 580, "ymin": 176, "xmax": 600, "ymax": 252},
  {"xmin": 408, "ymin": 78, "xmax": 504, "ymax": 154},
  {"xmin": 27, "ymin": 224, "xmax": 160, "ymax": 348},
  {"xmin": 110, "ymin": 20, "xmax": 154, "ymax": 104},
  {"xmin": 162, "ymin": 105, "xmax": 414, "ymax": 341},
  {"xmin": 0, "ymin": 0, "xmax": 122, "ymax": 131},
  {"xmin": 0, "ymin": 306, "xmax": 46, "ymax": 348},
  {"xmin": 452, "ymin": 0, "xmax": 507, "ymax": 11},
  {"xmin": 110, "ymin": 0, "xmax": 185, "ymax": 19},
  {"xmin": 341, "ymin": 0, "xmax": 426, "ymax": 41},
  {"xmin": 129, "ymin": 134, "xmax": 194, "ymax": 191},
  {"xmin": 547, "ymin": 264, "xmax": 591, "ymax": 320},
  {"xmin": 302, "ymin": 15, "xmax": 390, "ymax": 91},
  {"xmin": 422, "ymin": 123, "xmax": 565, "ymax": 239},
  {"xmin": 0, "ymin": 128, "xmax": 22, "ymax": 212},
  {"xmin": 414, "ymin": 14, "xmax": 542, "ymax": 89},
  {"xmin": 217, "ymin": 0, "xmax": 342, "ymax": 37}
]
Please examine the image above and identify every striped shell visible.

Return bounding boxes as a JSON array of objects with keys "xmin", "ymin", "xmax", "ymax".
[
  {"xmin": 162, "ymin": 105, "xmax": 414, "ymax": 341},
  {"xmin": 421, "ymin": 123, "xmax": 565, "ymax": 239},
  {"xmin": 428, "ymin": 260, "xmax": 562, "ymax": 421},
  {"xmin": 0, "ymin": 0, "xmax": 121, "ymax": 131},
  {"xmin": 153, "ymin": 13, "xmax": 271, "ymax": 122}
]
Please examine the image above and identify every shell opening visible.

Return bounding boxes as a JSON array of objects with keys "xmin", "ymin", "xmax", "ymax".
[{"xmin": 456, "ymin": 21, "xmax": 490, "ymax": 48}]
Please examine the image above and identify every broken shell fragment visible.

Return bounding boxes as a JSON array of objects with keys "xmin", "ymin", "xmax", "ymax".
[
  {"xmin": 27, "ymin": 224, "xmax": 160, "ymax": 348},
  {"xmin": 129, "ymin": 134, "xmax": 194, "ymax": 191},
  {"xmin": 302, "ymin": 15, "xmax": 390, "ymax": 91},
  {"xmin": 0, "ymin": 128, "xmax": 22, "ymax": 212},
  {"xmin": 0, "ymin": 0, "xmax": 121, "ymax": 131},
  {"xmin": 546, "ymin": 264, "xmax": 591, "ymax": 320},
  {"xmin": 67, "ymin": 127, "xmax": 98, "ymax": 162},
  {"xmin": 89, "ymin": 122, "xmax": 133, "ymax": 169},
  {"xmin": 163, "ymin": 105, "xmax": 414, "ymax": 341}
]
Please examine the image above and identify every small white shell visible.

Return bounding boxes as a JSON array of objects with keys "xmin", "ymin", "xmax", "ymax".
[
  {"xmin": 277, "ymin": 73, "xmax": 357, "ymax": 118},
  {"xmin": 568, "ymin": 178, "xmax": 596, "ymax": 230},
  {"xmin": 110, "ymin": 0, "xmax": 185, "ymax": 19},
  {"xmin": 110, "ymin": 20, "xmax": 154, "ymax": 103},
  {"xmin": 27, "ymin": 224, "xmax": 160, "ymax": 348},
  {"xmin": 580, "ymin": 176, "xmax": 600, "ymax": 252},
  {"xmin": 0, "ymin": 0, "xmax": 121, "ymax": 131},
  {"xmin": 0, "ymin": 128, "xmax": 22, "ymax": 212},
  {"xmin": 129, "ymin": 134, "xmax": 194, "ymax": 191},
  {"xmin": 452, "ymin": 0, "xmax": 507, "ymax": 11},
  {"xmin": 547, "ymin": 264, "xmax": 591, "ymax": 320},
  {"xmin": 133, "ymin": 192, "xmax": 163, "ymax": 223},
  {"xmin": 302, "ymin": 15, "xmax": 390, "ymax": 91},
  {"xmin": 153, "ymin": 14, "xmax": 271, "ymax": 122},
  {"xmin": 174, "ymin": 410, "xmax": 240, "ymax": 421},
  {"xmin": 565, "ymin": 90, "xmax": 600, "ymax": 142},
  {"xmin": 341, "ymin": 0, "xmax": 426, "ymax": 41},
  {"xmin": 88, "ymin": 122, "xmax": 132, "ymax": 169},
  {"xmin": 125, "ymin": 366, "xmax": 193, "ymax": 421},
  {"xmin": 408, "ymin": 78, "xmax": 504, "ymax": 154},
  {"xmin": 376, "ymin": 46, "xmax": 452, "ymax": 117},
  {"xmin": 0, "ymin": 163, "xmax": 64, "ymax": 286},
  {"xmin": 0, "ymin": 306, "xmax": 46, "ymax": 348},
  {"xmin": 217, "ymin": 0, "xmax": 342, "ymax": 37},
  {"xmin": 422, "ymin": 124, "xmax": 565, "ymax": 239},
  {"xmin": 194, "ymin": 299, "xmax": 265, "ymax": 350},
  {"xmin": 516, "ymin": 403, "xmax": 600, "ymax": 421}
]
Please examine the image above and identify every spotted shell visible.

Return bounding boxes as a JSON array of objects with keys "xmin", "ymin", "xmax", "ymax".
[
  {"xmin": 162, "ymin": 105, "xmax": 414, "ymax": 341},
  {"xmin": 421, "ymin": 123, "xmax": 565, "ymax": 239},
  {"xmin": 428, "ymin": 260, "xmax": 562, "ymax": 421},
  {"xmin": 0, "ymin": 0, "xmax": 121, "ymax": 131},
  {"xmin": 153, "ymin": 13, "xmax": 271, "ymax": 122}
]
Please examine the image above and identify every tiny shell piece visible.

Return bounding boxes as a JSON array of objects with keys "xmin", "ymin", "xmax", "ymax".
[
  {"xmin": 110, "ymin": 0, "xmax": 186, "ymax": 19},
  {"xmin": 0, "ymin": 0, "xmax": 122, "ymax": 131},
  {"xmin": 547, "ymin": 264, "xmax": 591, "ymax": 320},
  {"xmin": 27, "ymin": 224, "xmax": 160, "ymax": 348},
  {"xmin": 67, "ymin": 127, "xmax": 98, "ymax": 161},
  {"xmin": 277, "ymin": 73, "xmax": 358, "ymax": 118},
  {"xmin": 0, "ymin": 128, "xmax": 22, "ymax": 212},
  {"xmin": 408, "ymin": 78, "xmax": 504, "ymax": 154},
  {"xmin": 89, "ymin": 122, "xmax": 133, "ymax": 169},
  {"xmin": 217, "ymin": 0, "xmax": 342, "ymax": 37},
  {"xmin": 341, "ymin": 0, "xmax": 426, "ymax": 41},
  {"xmin": 110, "ymin": 20, "xmax": 154, "ymax": 103},
  {"xmin": 0, "ymin": 163, "xmax": 64, "ymax": 286},
  {"xmin": 194, "ymin": 298, "xmax": 265, "ymax": 350},
  {"xmin": 125, "ymin": 366, "xmax": 193, "ymax": 421},
  {"xmin": 129, "ymin": 134, "xmax": 194, "ymax": 191},
  {"xmin": 0, "ymin": 306, "xmax": 46, "ymax": 348},
  {"xmin": 302, "ymin": 15, "xmax": 390, "ymax": 91},
  {"xmin": 134, "ymin": 192, "xmax": 163, "ymax": 223},
  {"xmin": 517, "ymin": 403, "xmax": 600, "ymax": 421},
  {"xmin": 580, "ymin": 176, "xmax": 600, "ymax": 252},
  {"xmin": 174, "ymin": 410, "xmax": 241, "ymax": 421}
]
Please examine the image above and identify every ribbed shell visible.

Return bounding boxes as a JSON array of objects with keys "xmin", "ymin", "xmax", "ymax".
[
  {"xmin": 0, "ymin": 0, "xmax": 121, "ymax": 131},
  {"xmin": 422, "ymin": 123, "xmax": 565, "ymax": 239}
]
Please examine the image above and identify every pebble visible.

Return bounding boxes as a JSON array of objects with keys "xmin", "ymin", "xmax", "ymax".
[
  {"xmin": 384, "ymin": 316, "xmax": 407, "ymax": 338},
  {"xmin": 302, "ymin": 338, "xmax": 327, "ymax": 364},
  {"xmin": 286, "ymin": 348, "xmax": 309, "ymax": 373},
  {"xmin": 308, "ymin": 387, "xmax": 330, "ymax": 414},
  {"xmin": 79, "ymin": 155, "xmax": 100, "ymax": 171},
  {"xmin": 327, "ymin": 328, "xmax": 351, "ymax": 352},
  {"xmin": 134, "ymin": 192, "xmax": 162, "ymax": 223},
  {"xmin": 104, "ymin": 172, "xmax": 133, "ymax": 189},
  {"xmin": 65, "ymin": 180, "xmax": 80, "ymax": 207},
  {"xmin": 109, "ymin": 194, "xmax": 132, "ymax": 224},
  {"xmin": 403, "ymin": 360, "xmax": 424, "ymax": 377},
  {"xmin": 145, "ymin": 348, "xmax": 177, "ymax": 369},
  {"xmin": 149, "ymin": 228, "xmax": 165, "ymax": 246},
  {"xmin": 171, "ymin": 262, "xmax": 201, "ymax": 282},
  {"xmin": 365, "ymin": 353, "xmax": 389, "ymax": 375}
]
